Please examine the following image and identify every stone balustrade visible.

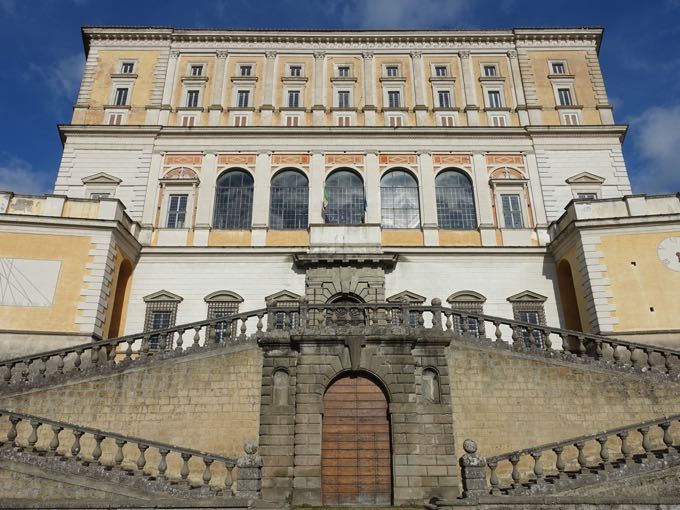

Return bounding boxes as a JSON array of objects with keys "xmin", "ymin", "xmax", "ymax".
[
  {"xmin": 477, "ymin": 413, "xmax": 680, "ymax": 496},
  {"xmin": 0, "ymin": 408, "xmax": 261, "ymax": 498},
  {"xmin": 3, "ymin": 300, "xmax": 680, "ymax": 393}
]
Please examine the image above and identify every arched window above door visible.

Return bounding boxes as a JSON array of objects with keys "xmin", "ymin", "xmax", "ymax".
[{"xmin": 323, "ymin": 169, "xmax": 364, "ymax": 225}]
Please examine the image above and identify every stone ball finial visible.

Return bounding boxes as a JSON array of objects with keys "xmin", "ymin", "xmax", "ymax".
[
  {"xmin": 463, "ymin": 439, "xmax": 477, "ymax": 454},
  {"xmin": 244, "ymin": 440, "xmax": 258, "ymax": 455},
  {"xmin": 431, "ymin": 297, "xmax": 442, "ymax": 306}
]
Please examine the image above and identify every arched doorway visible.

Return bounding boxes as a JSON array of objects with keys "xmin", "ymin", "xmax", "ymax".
[
  {"xmin": 107, "ymin": 260, "xmax": 133, "ymax": 338},
  {"xmin": 557, "ymin": 259, "xmax": 583, "ymax": 332},
  {"xmin": 321, "ymin": 374, "xmax": 392, "ymax": 506}
]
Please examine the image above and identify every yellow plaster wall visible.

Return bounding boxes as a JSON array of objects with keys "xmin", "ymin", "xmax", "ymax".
[
  {"xmin": 472, "ymin": 55, "xmax": 519, "ymax": 127},
  {"xmin": 0, "ymin": 233, "xmax": 92, "ymax": 332},
  {"xmin": 208, "ymin": 230, "xmax": 252, "ymax": 246},
  {"xmin": 266, "ymin": 230, "xmax": 309, "ymax": 246},
  {"xmin": 597, "ymin": 231, "xmax": 680, "ymax": 332},
  {"xmin": 169, "ymin": 55, "xmax": 215, "ymax": 126},
  {"xmin": 224, "ymin": 55, "xmax": 266, "ymax": 108},
  {"xmin": 6, "ymin": 197, "xmax": 45, "ymax": 216},
  {"xmin": 274, "ymin": 56, "xmax": 315, "ymax": 109},
  {"xmin": 381, "ymin": 229, "xmax": 424, "ymax": 246},
  {"xmin": 325, "ymin": 56, "xmax": 364, "ymax": 108},
  {"xmin": 62, "ymin": 201, "xmax": 99, "ymax": 219},
  {"xmin": 375, "ymin": 56, "xmax": 413, "ymax": 110},
  {"xmin": 438, "ymin": 230, "xmax": 482, "ymax": 246}
]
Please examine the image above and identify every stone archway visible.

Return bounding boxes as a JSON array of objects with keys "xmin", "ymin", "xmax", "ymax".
[{"xmin": 321, "ymin": 373, "xmax": 392, "ymax": 506}]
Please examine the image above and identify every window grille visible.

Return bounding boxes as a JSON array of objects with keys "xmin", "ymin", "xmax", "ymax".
[
  {"xmin": 516, "ymin": 310, "xmax": 544, "ymax": 347},
  {"xmin": 273, "ymin": 301, "xmax": 300, "ymax": 329},
  {"xmin": 207, "ymin": 301, "xmax": 240, "ymax": 342},
  {"xmin": 509, "ymin": 293, "xmax": 547, "ymax": 348},
  {"xmin": 269, "ymin": 170, "xmax": 309, "ymax": 230},
  {"xmin": 451, "ymin": 303, "xmax": 483, "ymax": 337},
  {"xmin": 323, "ymin": 170, "xmax": 364, "ymax": 225},
  {"xmin": 501, "ymin": 194, "xmax": 524, "ymax": 229},
  {"xmin": 166, "ymin": 194, "xmax": 188, "ymax": 228},
  {"xmin": 213, "ymin": 170, "xmax": 254, "ymax": 229},
  {"xmin": 380, "ymin": 170, "xmax": 420, "ymax": 229},
  {"xmin": 435, "ymin": 170, "xmax": 477, "ymax": 229},
  {"xmin": 144, "ymin": 301, "xmax": 178, "ymax": 351}
]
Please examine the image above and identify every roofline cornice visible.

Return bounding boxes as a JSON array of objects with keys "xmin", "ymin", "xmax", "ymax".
[{"xmin": 80, "ymin": 26, "xmax": 603, "ymax": 55}]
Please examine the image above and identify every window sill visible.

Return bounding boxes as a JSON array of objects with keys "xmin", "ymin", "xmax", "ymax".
[
  {"xmin": 556, "ymin": 104, "xmax": 584, "ymax": 110},
  {"xmin": 379, "ymin": 77, "xmax": 406, "ymax": 82},
  {"xmin": 182, "ymin": 75, "xmax": 209, "ymax": 82},
  {"xmin": 281, "ymin": 76, "xmax": 308, "ymax": 83},
  {"xmin": 104, "ymin": 104, "xmax": 132, "ymax": 110},
  {"xmin": 433, "ymin": 107, "xmax": 460, "ymax": 112},
  {"xmin": 331, "ymin": 76, "xmax": 357, "ymax": 83},
  {"xmin": 176, "ymin": 107, "xmax": 205, "ymax": 112},
  {"xmin": 429, "ymin": 76, "xmax": 455, "ymax": 82},
  {"xmin": 548, "ymin": 74, "xmax": 575, "ymax": 80},
  {"xmin": 110, "ymin": 73, "xmax": 138, "ymax": 79},
  {"xmin": 227, "ymin": 107, "xmax": 256, "ymax": 112},
  {"xmin": 479, "ymin": 76, "xmax": 506, "ymax": 82},
  {"xmin": 279, "ymin": 107, "xmax": 307, "ymax": 112},
  {"xmin": 231, "ymin": 76, "xmax": 258, "ymax": 82},
  {"xmin": 330, "ymin": 107, "xmax": 358, "ymax": 112},
  {"xmin": 382, "ymin": 107, "xmax": 408, "ymax": 112},
  {"xmin": 485, "ymin": 107, "xmax": 511, "ymax": 112}
]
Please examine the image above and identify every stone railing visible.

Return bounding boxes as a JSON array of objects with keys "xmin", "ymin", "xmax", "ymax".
[
  {"xmin": 4, "ymin": 300, "xmax": 680, "ymax": 391},
  {"xmin": 0, "ymin": 408, "xmax": 261, "ymax": 499},
  {"xmin": 476, "ymin": 413, "xmax": 680, "ymax": 496}
]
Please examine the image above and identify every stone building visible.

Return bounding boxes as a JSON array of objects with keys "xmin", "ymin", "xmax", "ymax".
[{"xmin": 0, "ymin": 26, "xmax": 680, "ymax": 507}]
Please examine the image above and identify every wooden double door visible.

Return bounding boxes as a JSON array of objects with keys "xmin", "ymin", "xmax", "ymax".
[{"xmin": 321, "ymin": 374, "xmax": 392, "ymax": 506}]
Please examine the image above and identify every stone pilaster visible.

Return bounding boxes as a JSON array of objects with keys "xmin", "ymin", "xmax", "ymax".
[
  {"xmin": 362, "ymin": 51, "xmax": 376, "ymax": 126},
  {"xmin": 208, "ymin": 51, "xmax": 228, "ymax": 125},
  {"xmin": 261, "ymin": 51, "xmax": 277, "ymax": 125},
  {"xmin": 458, "ymin": 51, "xmax": 479, "ymax": 126},
  {"xmin": 312, "ymin": 51, "xmax": 326, "ymax": 126},
  {"xmin": 159, "ymin": 50, "xmax": 180, "ymax": 125},
  {"xmin": 507, "ymin": 50, "xmax": 529, "ymax": 126},
  {"xmin": 411, "ymin": 51, "xmax": 428, "ymax": 126},
  {"xmin": 418, "ymin": 151, "xmax": 439, "ymax": 246}
]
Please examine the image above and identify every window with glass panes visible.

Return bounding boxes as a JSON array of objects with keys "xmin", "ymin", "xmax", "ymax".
[
  {"xmin": 451, "ymin": 302, "xmax": 483, "ymax": 337},
  {"xmin": 552, "ymin": 62, "xmax": 566, "ymax": 74},
  {"xmin": 487, "ymin": 90, "xmax": 502, "ymax": 108},
  {"xmin": 240, "ymin": 65, "xmax": 252, "ymax": 76},
  {"xmin": 386, "ymin": 66, "xmax": 398, "ymax": 77},
  {"xmin": 237, "ymin": 90, "xmax": 250, "ymax": 108},
  {"xmin": 190, "ymin": 65, "xmax": 203, "ymax": 76},
  {"xmin": 289, "ymin": 65, "xmax": 302, "ymax": 77},
  {"xmin": 558, "ymin": 88, "xmax": 573, "ymax": 106},
  {"xmin": 213, "ymin": 170, "xmax": 254, "ymax": 229},
  {"xmin": 500, "ymin": 194, "xmax": 524, "ymax": 229},
  {"xmin": 186, "ymin": 90, "xmax": 199, "ymax": 107},
  {"xmin": 323, "ymin": 170, "xmax": 364, "ymax": 225},
  {"xmin": 144, "ymin": 301, "xmax": 178, "ymax": 351},
  {"xmin": 207, "ymin": 301, "xmax": 240, "ymax": 342},
  {"xmin": 438, "ymin": 90, "xmax": 451, "ymax": 108},
  {"xmin": 166, "ymin": 194, "xmax": 188, "ymax": 228},
  {"xmin": 435, "ymin": 170, "xmax": 477, "ymax": 229},
  {"xmin": 121, "ymin": 62, "xmax": 134, "ymax": 74},
  {"xmin": 513, "ymin": 307, "xmax": 546, "ymax": 347},
  {"xmin": 434, "ymin": 66, "xmax": 447, "ymax": 77},
  {"xmin": 338, "ymin": 90, "xmax": 350, "ymax": 108},
  {"xmin": 337, "ymin": 66, "xmax": 350, "ymax": 77},
  {"xmin": 387, "ymin": 90, "xmax": 401, "ymax": 108},
  {"xmin": 483, "ymin": 65, "xmax": 498, "ymax": 77},
  {"xmin": 114, "ymin": 88, "xmax": 129, "ymax": 106},
  {"xmin": 269, "ymin": 170, "xmax": 309, "ymax": 230},
  {"xmin": 288, "ymin": 90, "xmax": 300, "ymax": 108},
  {"xmin": 380, "ymin": 170, "xmax": 420, "ymax": 229}
]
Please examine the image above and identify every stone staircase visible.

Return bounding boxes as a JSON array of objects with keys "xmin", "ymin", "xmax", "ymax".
[
  {"xmin": 450, "ymin": 413, "xmax": 680, "ymax": 502},
  {"xmin": 0, "ymin": 408, "xmax": 260, "ymax": 505},
  {"xmin": 2, "ymin": 301, "xmax": 679, "ymax": 399}
]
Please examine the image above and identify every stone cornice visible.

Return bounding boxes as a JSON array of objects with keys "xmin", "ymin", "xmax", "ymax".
[{"xmin": 81, "ymin": 26, "xmax": 603, "ymax": 54}]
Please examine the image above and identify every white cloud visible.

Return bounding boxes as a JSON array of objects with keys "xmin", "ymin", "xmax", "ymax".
[
  {"xmin": 339, "ymin": 0, "xmax": 472, "ymax": 28},
  {"xmin": 630, "ymin": 104, "xmax": 680, "ymax": 193},
  {"xmin": 0, "ymin": 155, "xmax": 53, "ymax": 195},
  {"xmin": 28, "ymin": 53, "xmax": 84, "ymax": 100}
]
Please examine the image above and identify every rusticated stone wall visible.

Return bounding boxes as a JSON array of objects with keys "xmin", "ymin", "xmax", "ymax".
[
  {"xmin": 0, "ymin": 345, "xmax": 263, "ymax": 459},
  {"xmin": 448, "ymin": 341, "xmax": 680, "ymax": 459}
]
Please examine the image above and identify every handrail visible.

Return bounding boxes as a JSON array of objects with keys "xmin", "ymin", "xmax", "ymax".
[
  {"xmin": 482, "ymin": 413, "xmax": 680, "ymax": 495},
  {"xmin": 2, "ymin": 301, "xmax": 679, "ymax": 390},
  {"xmin": 0, "ymin": 407, "xmax": 243, "ymax": 496}
]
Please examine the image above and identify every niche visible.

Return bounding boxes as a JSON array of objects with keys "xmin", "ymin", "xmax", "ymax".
[
  {"xmin": 422, "ymin": 368, "xmax": 440, "ymax": 403},
  {"xmin": 273, "ymin": 369, "xmax": 289, "ymax": 406}
]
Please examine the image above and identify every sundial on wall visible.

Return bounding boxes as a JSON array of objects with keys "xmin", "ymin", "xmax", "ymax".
[{"xmin": 657, "ymin": 236, "xmax": 680, "ymax": 272}]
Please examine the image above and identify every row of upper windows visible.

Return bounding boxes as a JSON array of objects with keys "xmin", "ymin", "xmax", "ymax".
[{"xmin": 161, "ymin": 168, "xmax": 532, "ymax": 231}]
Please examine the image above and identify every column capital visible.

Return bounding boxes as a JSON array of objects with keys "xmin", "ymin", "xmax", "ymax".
[
  {"xmin": 313, "ymin": 51, "xmax": 326, "ymax": 60},
  {"xmin": 169, "ymin": 50, "xmax": 180, "ymax": 59},
  {"xmin": 364, "ymin": 150, "xmax": 379, "ymax": 157},
  {"xmin": 458, "ymin": 50, "xmax": 471, "ymax": 60},
  {"xmin": 265, "ymin": 51, "xmax": 277, "ymax": 59},
  {"xmin": 362, "ymin": 51, "xmax": 374, "ymax": 59},
  {"xmin": 216, "ymin": 50, "xmax": 228, "ymax": 59},
  {"xmin": 202, "ymin": 151, "xmax": 217, "ymax": 157},
  {"xmin": 507, "ymin": 50, "xmax": 518, "ymax": 59},
  {"xmin": 410, "ymin": 50, "xmax": 422, "ymax": 59},
  {"xmin": 416, "ymin": 151, "xmax": 432, "ymax": 157},
  {"xmin": 257, "ymin": 151, "xmax": 273, "ymax": 157}
]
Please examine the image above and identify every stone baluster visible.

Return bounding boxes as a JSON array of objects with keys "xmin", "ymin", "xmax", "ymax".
[
  {"xmin": 192, "ymin": 328, "xmax": 201, "ymax": 349},
  {"xmin": 236, "ymin": 440, "xmax": 262, "ymax": 499},
  {"xmin": 477, "ymin": 317, "xmax": 486, "ymax": 338},
  {"xmin": 494, "ymin": 321, "xmax": 502, "ymax": 342},
  {"xmin": 660, "ymin": 421, "xmax": 673, "ymax": 448},
  {"xmin": 7, "ymin": 416, "xmax": 20, "ymax": 447},
  {"xmin": 137, "ymin": 443, "xmax": 148, "ymax": 473},
  {"xmin": 92, "ymin": 434, "xmax": 104, "ymax": 465},
  {"xmin": 542, "ymin": 329, "xmax": 552, "ymax": 349},
  {"xmin": 401, "ymin": 300, "xmax": 410, "ymax": 327},
  {"xmin": 71, "ymin": 429, "xmax": 84, "ymax": 460},
  {"xmin": 617, "ymin": 431, "xmax": 631, "ymax": 461},
  {"xmin": 141, "ymin": 336, "xmax": 150, "ymax": 358},
  {"xmin": 224, "ymin": 462, "xmax": 234, "ymax": 495},
  {"xmin": 28, "ymin": 419, "xmax": 40, "ymax": 451},
  {"xmin": 176, "ymin": 328, "xmax": 185, "ymax": 350},
  {"xmin": 460, "ymin": 439, "xmax": 488, "ymax": 499},
  {"xmin": 643, "ymin": 348, "xmax": 654, "ymax": 371},
  {"xmin": 39, "ymin": 357, "xmax": 48, "ymax": 378},
  {"xmin": 49, "ymin": 425, "xmax": 62, "ymax": 456},
  {"xmin": 461, "ymin": 314, "xmax": 470, "ymax": 336},
  {"xmin": 240, "ymin": 318, "xmax": 247, "ymax": 339},
  {"xmin": 487, "ymin": 459, "xmax": 500, "ymax": 494},
  {"xmin": 417, "ymin": 310, "xmax": 425, "ymax": 328},
  {"xmin": 639, "ymin": 427, "xmax": 651, "ymax": 455},
  {"xmin": 57, "ymin": 353, "xmax": 66, "ymax": 374},
  {"xmin": 553, "ymin": 446, "xmax": 565, "ymax": 474},
  {"xmin": 21, "ymin": 361, "xmax": 30, "ymax": 382},
  {"xmin": 108, "ymin": 345, "xmax": 117, "ymax": 364},
  {"xmin": 124, "ymin": 340, "xmax": 133, "ymax": 361},
  {"xmin": 575, "ymin": 441, "xmax": 586, "ymax": 471},
  {"xmin": 509, "ymin": 454, "xmax": 521, "ymax": 487},
  {"xmin": 114, "ymin": 439, "xmax": 126, "ymax": 468},
  {"xmin": 3, "ymin": 364, "xmax": 12, "ymax": 385},
  {"xmin": 91, "ymin": 345, "xmax": 99, "ymax": 366},
  {"xmin": 74, "ymin": 349, "xmax": 83, "ymax": 371},
  {"xmin": 576, "ymin": 336, "xmax": 586, "ymax": 356},
  {"xmin": 511, "ymin": 325, "xmax": 521, "ymax": 347},
  {"xmin": 158, "ymin": 448, "xmax": 169, "ymax": 480},
  {"xmin": 256, "ymin": 313, "xmax": 264, "ymax": 337},
  {"xmin": 431, "ymin": 298, "xmax": 442, "ymax": 329},
  {"xmin": 531, "ymin": 450, "xmax": 543, "ymax": 480},
  {"xmin": 444, "ymin": 311, "xmax": 453, "ymax": 332},
  {"xmin": 613, "ymin": 344, "xmax": 623, "ymax": 365},
  {"xmin": 180, "ymin": 453, "xmax": 191, "ymax": 481},
  {"xmin": 202, "ymin": 456, "xmax": 214, "ymax": 491},
  {"xmin": 596, "ymin": 435, "xmax": 609, "ymax": 468}
]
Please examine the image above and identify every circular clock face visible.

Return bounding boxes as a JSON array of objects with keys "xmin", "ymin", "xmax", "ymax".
[{"xmin": 657, "ymin": 236, "xmax": 680, "ymax": 272}]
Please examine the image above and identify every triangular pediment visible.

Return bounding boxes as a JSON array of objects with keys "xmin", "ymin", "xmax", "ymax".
[
  {"xmin": 507, "ymin": 290, "xmax": 547, "ymax": 303},
  {"xmin": 386, "ymin": 290, "xmax": 426, "ymax": 304},
  {"xmin": 143, "ymin": 290, "xmax": 183, "ymax": 303},
  {"xmin": 565, "ymin": 172, "xmax": 605, "ymax": 185},
  {"xmin": 265, "ymin": 290, "xmax": 302, "ymax": 304},
  {"xmin": 204, "ymin": 290, "xmax": 244, "ymax": 303},
  {"xmin": 447, "ymin": 290, "xmax": 487, "ymax": 303},
  {"xmin": 81, "ymin": 172, "xmax": 122, "ymax": 185}
]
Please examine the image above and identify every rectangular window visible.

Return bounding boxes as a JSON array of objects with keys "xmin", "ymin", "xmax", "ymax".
[
  {"xmin": 577, "ymin": 192, "xmax": 598, "ymax": 200},
  {"xmin": 145, "ymin": 305, "xmax": 177, "ymax": 351},
  {"xmin": 207, "ymin": 301, "xmax": 239, "ymax": 342},
  {"xmin": 438, "ymin": 90, "xmax": 451, "ymax": 108},
  {"xmin": 289, "ymin": 65, "xmax": 302, "ymax": 77},
  {"xmin": 387, "ymin": 90, "xmax": 401, "ymax": 108},
  {"xmin": 114, "ymin": 87, "xmax": 129, "ymax": 106},
  {"xmin": 388, "ymin": 115, "xmax": 403, "ymax": 127},
  {"xmin": 121, "ymin": 62, "xmax": 134, "ymax": 74},
  {"xmin": 562, "ymin": 112, "xmax": 580, "ymax": 125},
  {"xmin": 234, "ymin": 115, "xmax": 248, "ymax": 127},
  {"xmin": 434, "ymin": 65, "xmax": 447, "ymax": 77},
  {"xmin": 166, "ymin": 194, "xmax": 188, "ymax": 229},
  {"xmin": 287, "ymin": 90, "xmax": 300, "ymax": 108},
  {"xmin": 501, "ymin": 194, "xmax": 524, "ymax": 229},
  {"xmin": 338, "ymin": 90, "xmax": 350, "ymax": 108},
  {"xmin": 551, "ymin": 62, "xmax": 566, "ymax": 74},
  {"xmin": 487, "ymin": 90, "xmax": 502, "ymax": 108},
  {"xmin": 190, "ymin": 65, "xmax": 203, "ymax": 76},
  {"xmin": 490, "ymin": 114, "xmax": 507, "ymax": 127},
  {"xmin": 337, "ymin": 115, "xmax": 351, "ymax": 127},
  {"xmin": 517, "ymin": 310, "xmax": 542, "ymax": 347},
  {"xmin": 286, "ymin": 115, "xmax": 300, "ymax": 127},
  {"xmin": 386, "ymin": 65, "xmax": 398, "ymax": 77},
  {"xmin": 107, "ymin": 113, "xmax": 124, "ymax": 125},
  {"xmin": 483, "ymin": 65, "xmax": 498, "ymax": 77},
  {"xmin": 440, "ymin": 115, "xmax": 455, "ymax": 127},
  {"xmin": 181, "ymin": 115, "xmax": 196, "ymax": 127},
  {"xmin": 558, "ymin": 88, "xmax": 573, "ymax": 106},
  {"xmin": 240, "ymin": 65, "xmax": 252, "ymax": 77},
  {"xmin": 237, "ymin": 90, "xmax": 250, "ymax": 108},
  {"xmin": 337, "ymin": 66, "xmax": 350, "ymax": 77},
  {"xmin": 186, "ymin": 90, "xmax": 199, "ymax": 108}
]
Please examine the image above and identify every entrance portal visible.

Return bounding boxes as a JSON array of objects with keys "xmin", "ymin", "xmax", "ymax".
[{"xmin": 321, "ymin": 374, "xmax": 392, "ymax": 506}]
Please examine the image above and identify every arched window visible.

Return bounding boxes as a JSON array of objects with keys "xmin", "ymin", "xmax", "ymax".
[
  {"xmin": 213, "ymin": 170, "xmax": 254, "ymax": 229},
  {"xmin": 269, "ymin": 170, "xmax": 309, "ymax": 230},
  {"xmin": 435, "ymin": 170, "xmax": 477, "ymax": 230},
  {"xmin": 380, "ymin": 169, "xmax": 420, "ymax": 228},
  {"xmin": 323, "ymin": 169, "xmax": 364, "ymax": 225}
]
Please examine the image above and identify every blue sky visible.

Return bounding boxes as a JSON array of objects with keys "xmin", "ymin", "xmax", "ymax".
[{"xmin": 1, "ymin": 0, "xmax": 679, "ymax": 195}]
